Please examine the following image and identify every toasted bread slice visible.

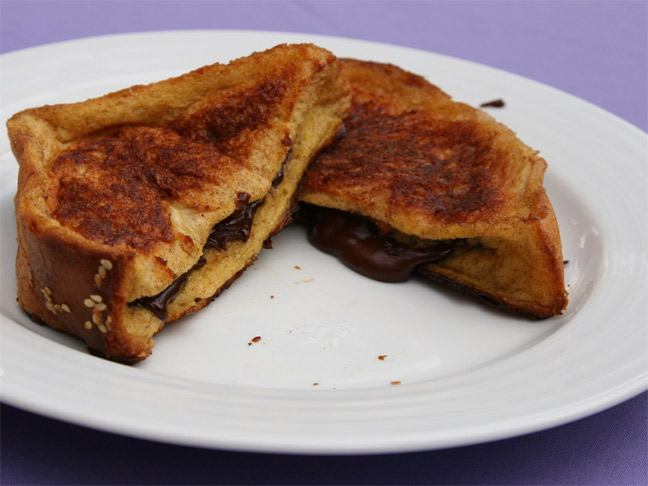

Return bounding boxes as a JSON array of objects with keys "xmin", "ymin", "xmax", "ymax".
[
  {"xmin": 8, "ymin": 44, "xmax": 350, "ymax": 362},
  {"xmin": 298, "ymin": 59, "xmax": 567, "ymax": 318}
]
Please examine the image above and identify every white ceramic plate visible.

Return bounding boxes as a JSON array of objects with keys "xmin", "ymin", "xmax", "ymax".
[{"xmin": 0, "ymin": 31, "xmax": 646, "ymax": 454}]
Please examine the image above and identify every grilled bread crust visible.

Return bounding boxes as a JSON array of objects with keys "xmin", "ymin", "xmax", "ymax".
[
  {"xmin": 9, "ymin": 44, "xmax": 350, "ymax": 362},
  {"xmin": 299, "ymin": 59, "xmax": 567, "ymax": 318}
]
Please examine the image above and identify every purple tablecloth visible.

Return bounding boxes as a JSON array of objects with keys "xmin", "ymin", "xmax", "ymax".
[{"xmin": 1, "ymin": 1, "xmax": 646, "ymax": 484}]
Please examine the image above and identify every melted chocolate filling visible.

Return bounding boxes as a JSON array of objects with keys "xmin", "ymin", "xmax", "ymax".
[
  {"xmin": 305, "ymin": 206, "xmax": 454, "ymax": 283},
  {"xmin": 272, "ymin": 149, "xmax": 291, "ymax": 188},
  {"xmin": 135, "ymin": 256, "xmax": 207, "ymax": 321},
  {"xmin": 132, "ymin": 155, "xmax": 288, "ymax": 319},
  {"xmin": 205, "ymin": 192, "xmax": 264, "ymax": 250},
  {"xmin": 133, "ymin": 193, "xmax": 261, "ymax": 320}
]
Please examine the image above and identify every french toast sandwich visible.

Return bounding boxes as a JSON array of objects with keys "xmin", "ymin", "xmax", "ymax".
[
  {"xmin": 8, "ymin": 44, "xmax": 350, "ymax": 362},
  {"xmin": 298, "ymin": 59, "xmax": 568, "ymax": 318}
]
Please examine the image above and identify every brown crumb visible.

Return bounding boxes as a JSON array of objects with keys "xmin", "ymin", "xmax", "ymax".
[
  {"xmin": 270, "ymin": 295, "xmax": 274, "ymax": 299},
  {"xmin": 312, "ymin": 382, "xmax": 319, "ymax": 386},
  {"xmin": 294, "ymin": 265, "xmax": 301, "ymax": 270},
  {"xmin": 391, "ymin": 380, "xmax": 401, "ymax": 386},
  {"xmin": 378, "ymin": 355, "xmax": 388, "ymax": 360},
  {"xmin": 248, "ymin": 336, "xmax": 262, "ymax": 346},
  {"xmin": 295, "ymin": 278, "xmax": 314, "ymax": 284},
  {"xmin": 480, "ymin": 98, "xmax": 505, "ymax": 108}
]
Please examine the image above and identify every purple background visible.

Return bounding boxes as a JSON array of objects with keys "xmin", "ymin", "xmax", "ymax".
[{"xmin": 1, "ymin": 1, "xmax": 646, "ymax": 484}]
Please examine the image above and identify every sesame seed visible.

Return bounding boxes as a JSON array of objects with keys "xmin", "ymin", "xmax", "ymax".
[
  {"xmin": 106, "ymin": 316, "xmax": 112, "ymax": 324},
  {"xmin": 53, "ymin": 304, "xmax": 62, "ymax": 312},
  {"xmin": 61, "ymin": 304, "xmax": 71, "ymax": 313},
  {"xmin": 84, "ymin": 298, "xmax": 95, "ymax": 308},
  {"xmin": 92, "ymin": 313, "xmax": 100, "ymax": 325},
  {"xmin": 98, "ymin": 266, "xmax": 107, "ymax": 278},
  {"xmin": 100, "ymin": 259, "xmax": 113, "ymax": 270},
  {"xmin": 90, "ymin": 294, "xmax": 103, "ymax": 303},
  {"xmin": 45, "ymin": 301, "xmax": 55, "ymax": 313},
  {"xmin": 84, "ymin": 321, "xmax": 92, "ymax": 329},
  {"xmin": 44, "ymin": 287, "xmax": 52, "ymax": 296},
  {"xmin": 95, "ymin": 303, "xmax": 107, "ymax": 311},
  {"xmin": 98, "ymin": 325, "xmax": 107, "ymax": 334},
  {"xmin": 94, "ymin": 274, "xmax": 102, "ymax": 288}
]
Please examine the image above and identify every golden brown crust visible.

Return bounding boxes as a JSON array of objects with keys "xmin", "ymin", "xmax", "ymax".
[
  {"xmin": 299, "ymin": 59, "xmax": 567, "ymax": 318},
  {"xmin": 9, "ymin": 43, "xmax": 351, "ymax": 362},
  {"xmin": 304, "ymin": 102, "xmax": 506, "ymax": 225},
  {"xmin": 51, "ymin": 126, "xmax": 246, "ymax": 250}
]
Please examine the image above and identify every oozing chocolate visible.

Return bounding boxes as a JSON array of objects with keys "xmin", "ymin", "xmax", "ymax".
[
  {"xmin": 132, "ymin": 157, "xmax": 288, "ymax": 319},
  {"xmin": 133, "ymin": 193, "xmax": 261, "ymax": 319},
  {"xmin": 305, "ymin": 206, "xmax": 453, "ymax": 282},
  {"xmin": 135, "ymin": 256, "xmax": 207, "ymax": 321},
  {"xmin": 205, "ymin": 192, "xmax": 264, "ymax": 250},
  {"xmin": 271, "ymin": 150, "xmax": 291, "ymax": 188}
]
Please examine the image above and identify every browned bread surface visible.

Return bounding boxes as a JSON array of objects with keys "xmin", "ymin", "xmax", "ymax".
[
  {"xmin": 299, "ymin": 59, "xmax": 568, "ymax": 318},
  {"xmin": 9, "ymin": 44, "xmax": 350, "ymax": 362}
]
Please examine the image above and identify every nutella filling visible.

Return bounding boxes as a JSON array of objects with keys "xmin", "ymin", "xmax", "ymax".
[
  {"xmin": 304, "ymin": 206, "xmax": 454, "ymax": 283},
  {"xmin": 205, "ymin": 192, "xmax": 264, "ymax": 250},
  {"xmin": 133, "ymin": 192, "xmax": 261, "ymax": 319},
  {"xmin": 271, "ymin": 149, "xmax": 291, "ymax": 188},
  {"xmin": 131, "ymin": 148, "xmax": 290, "ymax": 319},
  {"xmin": 135, "ymin": 256, "xmax": 207, "ymax": 321}
]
